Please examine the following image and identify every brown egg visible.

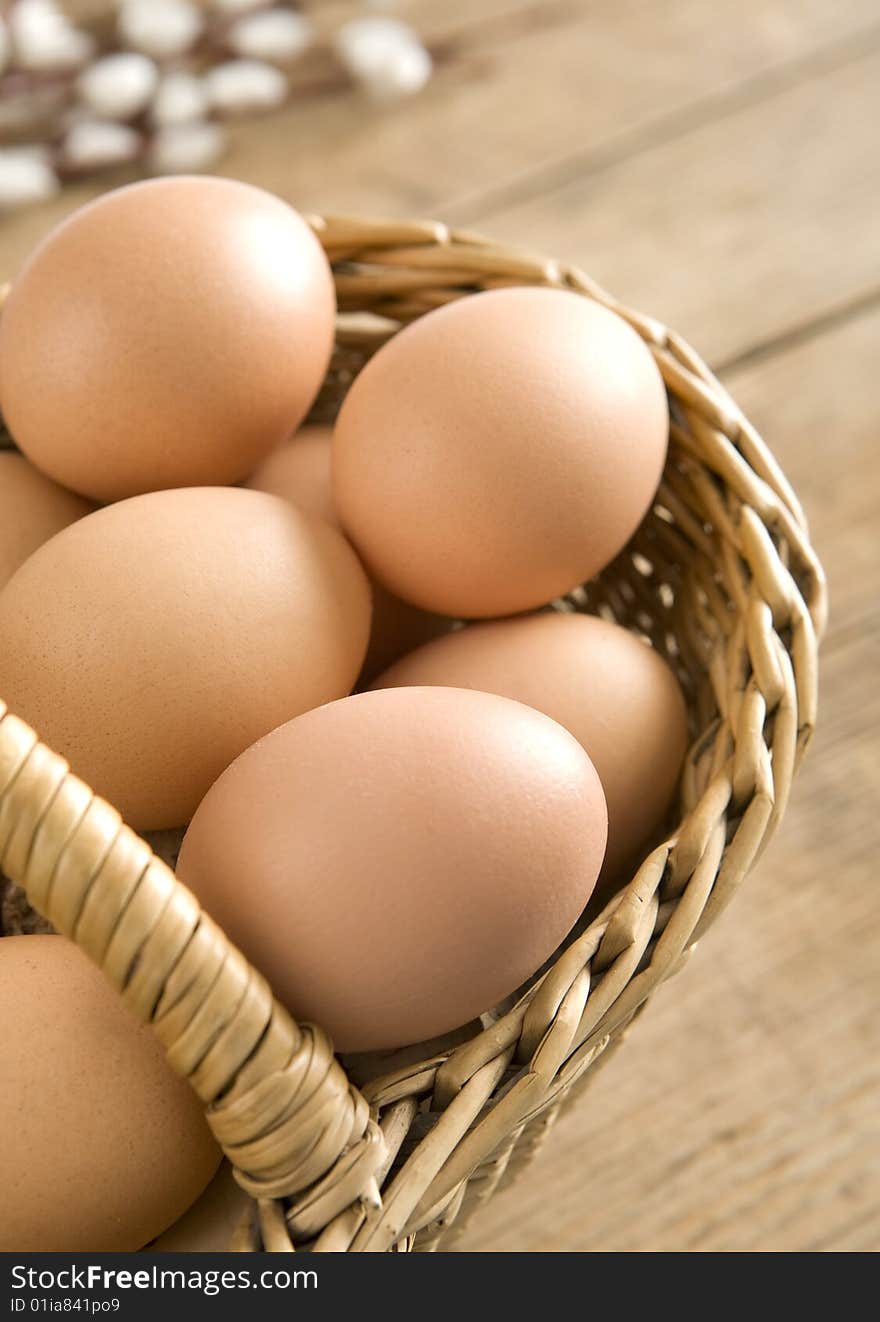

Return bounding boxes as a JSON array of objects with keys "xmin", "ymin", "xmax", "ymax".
[
  {"xmin": 0, "ymin": 487, "xmax": 371, "ymax": 829},
  {"xmin": 246, "ymin": 424, "xmax": 451, "ymax": 681},
  {"xmin": 0, "ymin": 935, "xmax": 220, "ymax": 1251},
  {"xmin": 373, "ymin": 612, "xmax": 688, "ymax": 879},
  {"xmin": 0, "ymin": 177, "xmax": 335, "ymax": 502},
  {"xmin": 333, "ymin": 287, "xmax": 669, "ymax": 618},
  {"xmin": 0, "ymin": 451, "xmax": 94, "ymax": 590},
  {"xmin": 246, "ymin": 424, "xmax": 338, "ymax": 525},
  {"xmin": 178, "ymin": 686, "xmax": 607, "ymax": 1052}
]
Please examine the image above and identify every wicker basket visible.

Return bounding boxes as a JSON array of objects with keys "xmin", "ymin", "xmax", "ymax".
[{"xmin": 0, "ymin": 215, "xmax": 827, "ymax": 1253}]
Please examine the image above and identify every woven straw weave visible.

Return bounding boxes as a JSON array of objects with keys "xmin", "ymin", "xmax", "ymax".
[{"xmin": 0, "ymin": 215, "xmax": 827, "ymax": 1252}]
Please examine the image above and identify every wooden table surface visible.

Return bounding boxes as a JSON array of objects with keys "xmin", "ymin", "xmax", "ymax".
[{"xmin": 2, "ymin": 0, "xmax": 878, "ymax": 1253}]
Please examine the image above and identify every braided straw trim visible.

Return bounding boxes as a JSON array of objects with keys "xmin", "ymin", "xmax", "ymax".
[
  {"xmin": 0, "ymin": 214, "xmax": 826, "ymax": 1251},
  {"xmin": 0, "ymin": 703, "xmax": 385, "ymax": 1229}
]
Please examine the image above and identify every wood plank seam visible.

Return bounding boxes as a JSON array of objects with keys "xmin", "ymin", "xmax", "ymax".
[{"xmin": 442, "ymin": 20, "xmax": 880, "ymax": 227}]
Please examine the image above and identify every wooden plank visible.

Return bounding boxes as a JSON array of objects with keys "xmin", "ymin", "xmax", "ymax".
[
  {"xmin": 196, "ymin": 0, "xmax": 880, "ymax": 226},
  {"xmin": 318, "ymin": 0, "xmax": 582, "ymax": 41},
  {"xmin": 474, "ymin": 48, "xmax": 880, "ymax": 365},
  {"xmin": 466, "ymin": 622, "xmax": 880, "ymax": 1251},
  {"xmin": 65, "ymin": 0, "xmax": 555, "ymax": 35},
  {"xmin": 2, "ymin": 0, "xmax": 878, "ymax": 275}
]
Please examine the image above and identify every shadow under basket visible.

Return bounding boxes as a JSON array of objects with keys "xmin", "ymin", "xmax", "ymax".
[{"xmin": 0, "ymin": 216, "xmax": 827, "ymax": 1253}]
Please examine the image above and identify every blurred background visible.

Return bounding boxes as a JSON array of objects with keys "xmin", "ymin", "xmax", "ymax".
[{"xmin": 2, "ymin": 0, "xmax": 878, "ymax": 1251}]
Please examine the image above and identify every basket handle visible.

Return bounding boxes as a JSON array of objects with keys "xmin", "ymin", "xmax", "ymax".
[{"xmin": 0, "ymin": 700, "xmax": 385, "ymax": 1238}]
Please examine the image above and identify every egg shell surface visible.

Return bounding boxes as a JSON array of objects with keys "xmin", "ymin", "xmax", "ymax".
[
  {"xmin": 0, "ymin": 935, "xmax": 220, "ymax": 1251},
  {"xmin": 0, "ymin": 486, "xmax": 371, "ymax": 829},
  {"xmin": 246, "ymin": 424, "xmax": 451, "ymax": 680},
  {"xmin": 177, "ymin": 685, "xmax": 608, "ymax": 1052},
  {"xmin": 373, "ymin": 611, "xmax": 688, "ymax": 879},
  {"xmin": 333, "ymin": 286, "xmax": 669, "ymax": 617},
  {"xmin": 0, "ymin": 176, "xmax": 336, "ymax": 501},
  {"xmin": 0, "ymin": 450, "xmax": 94, "ymax": 591}
]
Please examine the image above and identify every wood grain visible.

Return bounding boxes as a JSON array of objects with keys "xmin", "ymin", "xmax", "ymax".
[
  {"xmin": 474, "ymin": 47, "xmax": 880, "ymax": 366},
  {"xmin": 1, "ymin": 0, "xmax": 877, "ymax": 1254},
  {"xmin": 3, "ymin": 1, "xmax": 879, "ymax": 268}
]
